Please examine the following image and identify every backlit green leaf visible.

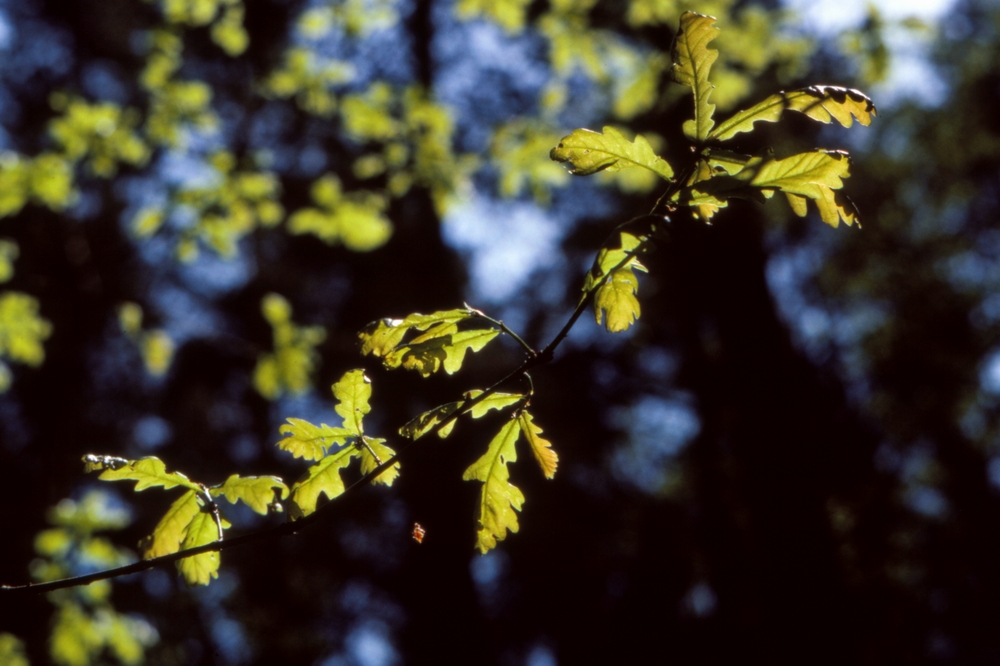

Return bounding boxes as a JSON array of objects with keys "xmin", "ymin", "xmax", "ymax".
[
  {"xmin": 212, "ymin": 474, "xmax": 289, "ymax": 515},
  {"xmin": 358, "ymin": 437, "xmax": 400, "ymax": 486},
  {"xmin": 359, "ymin": 309, "xmax": 499, "ymax": 376},
  {"xmin": 88, "ymin": 456, "xmax": 200, "ymax": 493},
  {"xmin": 518, "ymin": 411, "xmax": 558, "ymax": 479},
  {"xmin": 142, "ymin": 490, "xmax": 200, "ymax": 559},
  {"xmin": 708, "ymin": 85, "xmax": 877, "ymax": 141},
  {"xmin": 716, "ymin": 149, "xmax": 860, "ymax": 227},
  {"xmin": 177, "ymin": 510, "xmax": 224, "ymax": 586},
  {"xmin": 277, "ymin": 417, "xmax": 353, "ymax": 461},
  {"xmin": 332, "ymin": 369, "xmax": 372, "ymax": 434},
  {"xmin": 400, "ymin": 391, "xmax": 525, "ymax": 440},
  {"xmin": 671, "ymin": 12, "xmax": 720, "ymax": 142},
  {"xmin": 463, "ymin": 418, "xmax": 525, "ymax": 554},
  {"xmin": 582, "ymin": 230, "xmax": 650, "ymax": 331},
  {"xmin": 594, "ymin": 267, "xmax": 641, "ymax": 332},
  {"xmin": 549, "ymin": 126, "xmax": 673, "ymax": 180},
  {"xmin": 289, "ymin": 447, "xmax": 358, "ymax": 516}
]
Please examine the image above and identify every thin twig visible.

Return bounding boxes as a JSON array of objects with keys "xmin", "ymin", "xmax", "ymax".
[
  {"xmin": 1, "ymin": 211, "xmax": 671, "ymax": 595},
  {"xmin": 465, "ymin": 304, "xmax": 536, "ymax": 356}
]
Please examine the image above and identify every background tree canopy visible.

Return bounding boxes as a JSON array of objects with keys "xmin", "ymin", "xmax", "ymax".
[{"xmin": 1, "ymin": 0, "xmax": 999, "ymax": 663}]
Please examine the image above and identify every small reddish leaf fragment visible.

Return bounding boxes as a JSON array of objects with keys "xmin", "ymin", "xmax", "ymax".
[{"xmin": 412, "ymin": 523, "xmax": 426, "ymax": 544}]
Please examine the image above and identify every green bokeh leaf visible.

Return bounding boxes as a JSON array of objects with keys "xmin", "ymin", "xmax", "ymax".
[{"xmin": 670, "ymin": 12, "xmax": 720, "ymax": 142}]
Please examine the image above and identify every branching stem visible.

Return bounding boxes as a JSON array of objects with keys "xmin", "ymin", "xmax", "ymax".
[{"xmin": 2, "ymin": 206, "xmax": 670, "ymax": 596}]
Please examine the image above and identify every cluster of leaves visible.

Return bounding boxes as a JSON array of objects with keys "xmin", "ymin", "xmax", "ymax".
[
  {"xmin": 82, "ymin": 455, "xmax": 286, "ymax": 586},
  {"xmin": 8, "ymin": 11, "xmax": 872, "ymax": 603},
  {"xmin": 358, "ymin": 309, "xmax": 558, "ymax": 552},
  {"xmin": 549, "ymin": 11, "xmax": 875, "ymax": 331}
]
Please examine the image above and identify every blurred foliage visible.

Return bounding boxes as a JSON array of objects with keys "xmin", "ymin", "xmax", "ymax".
[
  {"xmin": 253, "ymin": 293, "xmax": 326, "ymax": 400},
  {"xmin": 0, "ymin": 292, "xmax": 52, "ymax": 393},
  {"xmin": 30, "ymin": 491, "xmax": 158, "ymax": 666},
  {"xmin": 118, "ymin": 303, "xmax": 175, "ymax": 377}
]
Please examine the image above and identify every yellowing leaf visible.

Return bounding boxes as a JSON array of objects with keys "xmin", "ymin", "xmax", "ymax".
[
  {"xmin": 708, "ymin": 85, "xmax": 877, "ymax": 141},
  {"xmin": 358, "ymin": 437, "xmax": 400, "ymax": 486},
  {"xmin": 670, "ymin": 12, "xmax": 720, "ymax": 142},
  {"xmin": 332, "ymin": 369, "xmax": 372, "ymax": 434},
  {"xmin": 289, "ymin": 447, "xmax": 358, "ymax": 516},
  {"xmin": 739, "ymin": 150, "xmax": 859, "ymax": 227},
  {"xmin": 549, "ymin": 126, "xmax": 673, "ymax": 180},
  {"xmin": 177, "ymin": 510, "xmax": 224, "ymax": 586},
  {"xmin": 594, "ymin": 267, "xmax": 641, "ymax": 332},
  {"xmin": 685, "ymin": 149, "xmax": 861, "ymax": 227},
  {"xmin": 518, "ymin": 411, "xmax": 558, "ymax": 479},
  {"xmin": 212, "ymin": 474, "xmax": 289, "ymax": 515},
  {"xmin": 463, "ymin": 419, "xmax": 525, "ymax": 554},
  {"xmin": 89, "ymin": 456, "xmax": 200, "ymax": 493},
  {"xmin": 277, "ymin": 417, "xmax": 353, "ymax": 461}
]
